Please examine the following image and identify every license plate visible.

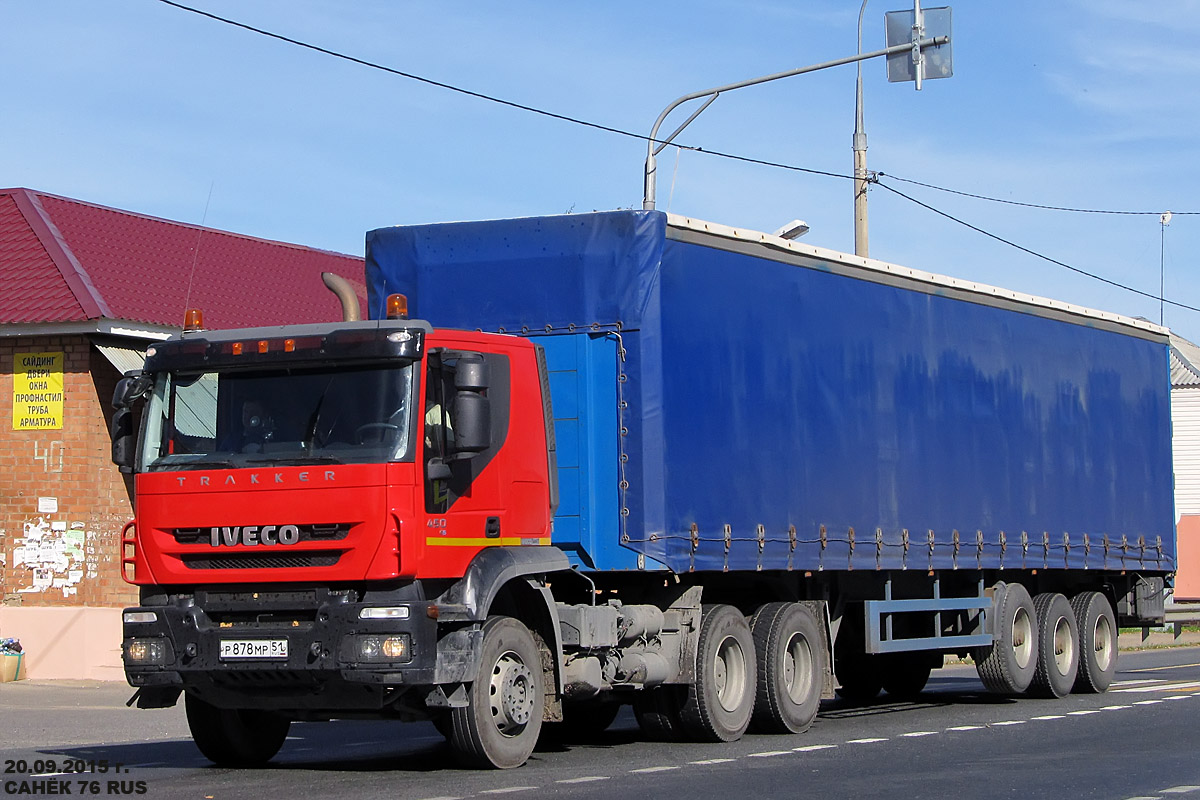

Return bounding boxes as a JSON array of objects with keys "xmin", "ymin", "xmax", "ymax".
[{"xmin": 219, "ymin": 639, "xmax": 288, "ymax": 660}]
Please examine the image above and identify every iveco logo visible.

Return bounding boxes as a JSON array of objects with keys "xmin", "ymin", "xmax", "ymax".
[{"xmin": 210, "ymin": 525, "xmax": 301, "ymax": 547}]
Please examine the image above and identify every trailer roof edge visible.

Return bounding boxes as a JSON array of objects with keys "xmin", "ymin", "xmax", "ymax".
[{"xmin": 666, "ymin": 213, "xmax": 1169, "ymax": 344}]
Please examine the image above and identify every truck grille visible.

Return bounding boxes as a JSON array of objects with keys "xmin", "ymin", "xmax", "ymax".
[
  {"xmin": 171, "ymin": 524, "xmax": 352, "ymax": 545},
  {"xmin": 180, "ymin": 551, "xmax": 342, "ymax": 570}
]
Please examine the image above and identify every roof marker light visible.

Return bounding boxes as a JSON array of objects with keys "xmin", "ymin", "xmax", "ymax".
[
  {"xmin": 258, "ymin": 340, "xmax": 269, "ymax": 354},
  {"xmin": 184, "ymin": 309, "xmax": 204, "ymax": 331},
  {"xmin": 284, "ymin": 339, "xmax": 295, "ymax": 352},
  {"xmin": 232, "ymin": 342, "xmax": 244, "ymax": 356},
  {"xmin": 386, "ymin": 294, "xmax": 409, "ymax": 320}
]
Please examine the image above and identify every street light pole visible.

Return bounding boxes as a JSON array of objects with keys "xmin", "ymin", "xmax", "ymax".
[
  {"xmin": 641, "ymin": 35, "xmax": 949, "ymax": 211},
  {"xmin": 853, "ymin": 0, "xmax": 870, "ymax": 257}
]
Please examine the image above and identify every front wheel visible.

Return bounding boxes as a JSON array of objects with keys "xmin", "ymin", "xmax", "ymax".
[
  {"xmin": 184, "ymin": 694, "xmax": 290, "ymax": 767},
  {"xmin": 449, "ymin": 616, "xmax": 545, "ymax": 769},
  {"xmin": 679, "ymin": 604, "xmax": 756, "ymax": 742}
]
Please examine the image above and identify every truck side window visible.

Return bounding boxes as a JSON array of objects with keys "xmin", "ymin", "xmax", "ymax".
[{"xmin": 424, "ymin": 351, "xmax": 510, "ymax": 513}]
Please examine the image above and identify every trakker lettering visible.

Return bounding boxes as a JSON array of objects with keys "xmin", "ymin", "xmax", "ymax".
[
  {"xmin": 209, "ymin": 525, "xmax": 301, "ymax": 547},
  {"xmin": 175, "ymin": 471, "xmax": 337, "ymax": 488}
]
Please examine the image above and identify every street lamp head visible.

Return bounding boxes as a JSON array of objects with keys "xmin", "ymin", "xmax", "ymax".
[{"xmin": 773, "ymin": 219, "xmax": 811, "ymax": 240}]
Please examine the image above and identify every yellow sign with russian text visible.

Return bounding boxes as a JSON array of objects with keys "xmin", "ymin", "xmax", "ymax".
[{"xmin": 13, "ymin": 352, "xmax": 64, "ymax": 430}]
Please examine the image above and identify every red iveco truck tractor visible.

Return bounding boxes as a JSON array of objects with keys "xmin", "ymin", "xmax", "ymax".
[{"xmin": 113, "ymin": 211, "xmax": 1173, "ymax": 769}]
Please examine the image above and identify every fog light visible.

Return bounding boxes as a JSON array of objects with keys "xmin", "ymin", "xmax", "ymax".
[
  {"xmin": 127, "ymin": 638, "xmax": 166, "ymax": 665},
  {"xmin": 360, "ymin": 636, "xmax": 382, "ymax": 659},
  {"xmin": 382, "ymin": 636, "xmax": 408, "ymax": 659},
  {"xmin": 357, "ymin": 634, "xmax": 411, "ymax": 662}
]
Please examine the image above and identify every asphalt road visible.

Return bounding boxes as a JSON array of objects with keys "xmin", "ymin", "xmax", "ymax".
[{"xmin": 3, "ymin": 647, "xmax": 1200, "ymax": 800}]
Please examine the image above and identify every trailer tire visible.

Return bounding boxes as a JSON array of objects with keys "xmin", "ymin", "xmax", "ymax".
[
  {"xmin": 679, "ymin": 604, "xmax": 756, "ymax": 742},
  {"xmin": 1028, "ymin": 592, "xmax": 1079, "ymax": 698},
  {"xmin": 1071, "ymin": 591, "xmax": 1117, "ymax": 693},
  {"xmin": 974, "ymin": 582, "xmax": 1037, "ymax": 695},
  {"xmin": 449, "ymin": 616, "xmax": 545, "ymax": 769},
  {"xmin": 184, "ymin": 694, "xmax": 290, "ymax": 766},
  {"xmin": 633, "ymin": 686, "xmax": 687, "ymax": 741},
  {"xmin": 881, "ymin": 652, "xmax": 936, "ymax": 700},
  {"xmin": 749, "ymin": 602, "xmax": 823, "ymax": 733}
]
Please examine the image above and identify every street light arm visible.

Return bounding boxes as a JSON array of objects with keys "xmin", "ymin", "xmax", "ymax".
[{"xmin": 642, "ymin": 35, "xmax": 948, "ymax": 210}]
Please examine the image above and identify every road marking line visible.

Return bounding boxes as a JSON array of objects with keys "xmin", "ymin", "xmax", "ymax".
[
  {"xmin": 1113, "ymin": 681, "xmax": 1200, "ymax": 694},
  {"xmin": 991, "ymin": 721, "xmax": 1026, "ymax": 726},
  {"xmin": 1113, "ymin": 678, "xmax": 1167, "ymax": 685},
  {"xmin": 690, "ymin": 758, "xmax": 738, "ymax": 765},
  {"xmin": 630, "ymin": 766, "xmax": 680, "ymax": 774},
  {"xmin": 1165, "ymin": 695, "xmax": 1192, "ymax": 701},
  {"xmin": 947, "ymin": 725, "xmax": 983, "ymax": 731},
  {"xmin": 1101, "ymin": 705, "xmax": 1133, "ymax": 710},
  {"xmin": 1032, "ymin": 715, "xmax": 1065, "ymax": 720},
  {"xmin": 556, "ymin": 777, "xmax": 611, "ymax": 784},
  {"xmin": 418, "ymin": 796, "xmax": 462, "ymax": 800},
  {"xmin": 1068, "ymin": 710, "xmax": 1101, "ymax": 715},
  {"xmin": 901, "ymin": 731, "xmax": 938, "ymax": 737},
  {"xmin": 1122, "ymin": 796, "xmax": 1162, "ymax": 800},
  {"xmin": 846, "ymin": 737, "xmax": 887, "ymax": 744},
  {"xmin": 1125, "ymin": 662, "xmax": 1200, "ymax": 673},
  {"xmin": 794, "ymin": 744, "xmax": 837, "ymax": 752},
  {"xmin": 480, "ymin": 788, "xmax": 537, "ymax": 795},
  {"xmin": 748, "ymin": 751, "xmax": 792, "ymax": 758},
  {"xmin": 1160, "ymin": 787, "xmax": 1200, "ymax": 794},
  {"xmin": 1133, "ymin": 700, "xmax": 1164, "ymax": 705}
]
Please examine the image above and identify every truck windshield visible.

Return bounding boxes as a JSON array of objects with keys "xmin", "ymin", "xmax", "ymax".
[{"xmin": 140, "ymin": 363, "xmax": 415, "ymax": 471}]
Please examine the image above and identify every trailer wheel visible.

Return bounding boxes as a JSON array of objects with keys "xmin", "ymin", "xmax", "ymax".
[
  {"xmin": 974, "ymin": 582, "xmax": 1037, "ymax": 695},
  {"xmin": 833, "ymin": 650, "xmax": 883, "ymax": 703},
  {"xmin": 633, "ymin": 686, "xmax": 687, "ymax": 741},
  {"xmin": 449, "ymin": 616, "xmax": 545, "ymax": 769},
  {"xmin": 1028, "ymin": 592, "xmax": 1079, "ymax": 698},
  {"xmin": 881, "ymin": 652, "xmax": 936, "ymax": 700},
  {"xmin": 184, "ymin": 694, "xmax": 290, "ymax": 766},
  {"xmin": 679, "ymin": 604, "xmax": 756, "ymax": 742},
  {"xmin": 1071, "ymin": 591, "xmax": 1117, "ymax": 693},
  {"xmin": 749, "ymin": 602, "xmax": 823, "ymax": 733}
]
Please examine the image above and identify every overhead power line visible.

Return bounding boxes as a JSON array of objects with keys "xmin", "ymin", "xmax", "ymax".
[
  {"xmin": 153, "ymin": 0, "xmax": 853, "ymax": 183},
  {"xmin": 156, "ymin": 0, "xmax": 1198, "ymax": 314},
  {"xmin": 874, "ymin": 179, "xmax": 1200, "ymax": 315},
  {"xmin": 877, "ymin": 172, "xmax": 1199, "ymax": 217}
]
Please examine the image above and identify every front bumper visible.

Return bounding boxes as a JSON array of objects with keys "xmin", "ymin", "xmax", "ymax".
[{"xmin": 122, "ymin": 588, "xmax": 444, "ymax": 711}]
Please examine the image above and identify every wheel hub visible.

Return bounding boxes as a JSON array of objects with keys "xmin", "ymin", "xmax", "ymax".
[{"xmin": 489, "ymin": 651, "xmax": 535, "ymax": 736}]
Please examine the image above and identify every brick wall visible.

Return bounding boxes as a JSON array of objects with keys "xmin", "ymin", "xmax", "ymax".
[{"xmin": 0, "ymin": 335, "xmax": 137, "ymax": 608}]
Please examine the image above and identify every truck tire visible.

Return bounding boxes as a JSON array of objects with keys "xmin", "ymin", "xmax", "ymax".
[
  {"xmin": 633, "ymin": 686, "xmax": 687, "ymax": 741},
  {"xmin": 749, "ymin": 602, "xmax": 823, "ymax": 733},
  {"xmin": 833, "ymin": 650, "xmax": 882, "ymax": 703},
  {"xmin": 449, "ymin": 616, "xmax": 545, "ymax": 769},
  {"xmin": 679, "ymin": 604, "xmax": 757, "ymax": 742},
  {"xmin": 974, "ymin": 582, "xmax": 1037, "ymax": 695},
  {"xmin": 184, "ymin": 694, "xmax": 290, "ymax": 766},
  {"xmin": 881, "ymin": 652, "xmax": 936, "ymax": 700},
  {"xmin": 1028, "ymin": 592, "xmax": 1079, "ymax": 698},
  {"xmin": 1071, "ymin": 591, "xmax": 1117, "ymax": 693}
]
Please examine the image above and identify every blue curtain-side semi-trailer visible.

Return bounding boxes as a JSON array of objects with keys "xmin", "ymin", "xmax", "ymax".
[{"xmin": 366, "ymin": 209, "xmax": 1174, "ymax": 581}]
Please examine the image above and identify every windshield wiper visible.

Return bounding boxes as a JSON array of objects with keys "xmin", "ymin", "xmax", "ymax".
[
  {"xmin": 244, "ymin": 456, "xmax": 342, "ymax": 466},
  {"xmin": 151, "ymin": 459, "xmax": 236, "ymax": 471}
]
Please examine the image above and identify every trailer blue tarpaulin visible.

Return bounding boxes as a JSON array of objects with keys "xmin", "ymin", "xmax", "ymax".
[{"xmin": 366, "ymin": 210, "xmax": 1175, "ymax": 575}]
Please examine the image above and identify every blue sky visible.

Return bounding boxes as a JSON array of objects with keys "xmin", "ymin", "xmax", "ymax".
[{"xmin": 4, "ymin": 1, "xmax": 1200, "ymax": 340}]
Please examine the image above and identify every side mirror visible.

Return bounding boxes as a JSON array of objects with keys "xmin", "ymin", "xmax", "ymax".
[
  {"xmin": 113, "ymin": 372, "xmax": 151, "ymax": 410},
  {"xmin": 451, "ymin": 354, "xmax": 491, "ymax": 454},
  {"xmin": 111, "ymin": 407, "xmax": 136, "ymax": 473}
]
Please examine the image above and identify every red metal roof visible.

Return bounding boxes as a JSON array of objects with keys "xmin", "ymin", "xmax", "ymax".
[{"xmin": 0, "ymin": 188, "xmax": 365, "ymax": 330}]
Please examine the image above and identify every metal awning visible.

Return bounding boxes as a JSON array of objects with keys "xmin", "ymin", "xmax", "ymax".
[{"xmin": 94, "ymin": 343, "xmax": 147, "ymax": 375}]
